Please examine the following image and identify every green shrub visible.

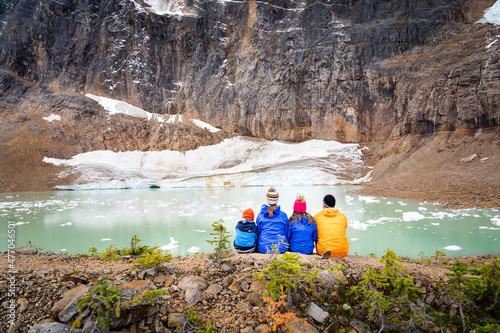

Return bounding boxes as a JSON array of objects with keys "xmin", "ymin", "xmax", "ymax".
[
  {"xmin": 74, "ymin": 275, "xmax": 168, "ymax": 330},
  {"xmin": 255, "ymin": 252, "xmax": 317, "ymax": 302},
  {"xmin": 132, "ymin": 247, "xmax": 172, "ymax": 271}
]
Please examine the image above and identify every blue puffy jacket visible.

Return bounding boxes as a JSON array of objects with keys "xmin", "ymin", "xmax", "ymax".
[
  {"xmin": 286, "ymin": 215, "xmax": 318, "ymax": 255},
  {"xmin": 234, "ymin": 218, "xmax": 259, "ymax": 249},
  {"xmin": 256, "ymin": 205, "xmax": 288, "ymax": 253}
]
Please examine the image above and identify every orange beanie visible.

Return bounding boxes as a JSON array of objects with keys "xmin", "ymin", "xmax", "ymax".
[{"xmin": 242, "ymin": 208, "xmax": 254, "ymax": 220}]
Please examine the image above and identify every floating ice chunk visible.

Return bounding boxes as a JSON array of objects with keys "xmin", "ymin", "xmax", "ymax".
[
  {"xmin": 42, "ymin": 114, "xmax": 61, "ymax": 123},
  {"xmin": 348, "ymin": 220, "xmax": 369, "ymax": 231},
  {"xmin": 431, "ymin": 212, "xmax": 457, "ymax": 219},
  {"xmin": 193, "ymin": 229, "xmax": 207, "ymax": 233},
  {"xmin": 492, "ymin": 216, "xmax": 500, "ymax": 226},
  {"xmin": 444, "ymin": 245, "xmax": 462, "ymax": 251},
  {"xmin": 479, "ymin": 226, "xmax": 500, "ymax": 230},
  {"xmin": 418, "ymin": 207, "xmax": 427, "ymax": 211},
  {"xmin": 60, "ymin": 222, "xmax": 72, "ymax": 226},
  {"xmin": 358, "ymin": 196, "xmax": 380, "ymax": 204},
  {"xmin": 14, "ymin": 221, "xmax": 29, "ymax": 226},
  {"xmin": 188, "ymin": 246, "xmax": 200, "ymax": 253},
  {"xmin": 350, "ymin": 238, "xmax": 360, "ymax": 241},
  {"xmin": 403, "ymin": 212, "xmax": 425, "ymax": 221},
  {"xmin": 100, "ymin": 238, "xmax": 112, "ymax": 241},
  {"xmin": 161, "ymin": 237, "xmax": 178, "ymax": 251},
  {"xmin": 431, "ymin": 223, "xmax": 440, "ymax": 226}
]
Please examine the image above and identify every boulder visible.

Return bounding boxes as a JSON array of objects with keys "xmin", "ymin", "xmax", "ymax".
[
  {"xmin": 178, "ymin": 276, "xmax": 207, "ymax": 291},
  {"xmin": 185, "ymin": 284, "xmax": 203, "ymax": 306},
  {"xmin": 28, "ymin": 322, "xmax": 71, "ymax": 333},
  {"xmin": 13, "ymin": 247, "xmax": 37, "ymax": 255},
  {"xmin": 51, "ymin": 285, "xmax": 90, "ymax": 323},
  {"xmin": 305, "ymin": 302, "xmax": 329, "ymax": 324}
]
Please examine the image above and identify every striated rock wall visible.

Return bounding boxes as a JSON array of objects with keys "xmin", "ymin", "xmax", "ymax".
[{"xmin": 0, "ymin": 0, "xmax": 499, "ymax": 146}]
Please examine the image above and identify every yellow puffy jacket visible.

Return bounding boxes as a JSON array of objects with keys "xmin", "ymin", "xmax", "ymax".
[{"xmin": 314, "ymin": 208, "xmax": 349, "ymax": 258}]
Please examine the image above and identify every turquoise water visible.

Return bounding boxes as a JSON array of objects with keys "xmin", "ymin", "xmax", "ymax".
[{"xmin": 0, "ymin": 186, "xmax": 498, "ymax": 258}]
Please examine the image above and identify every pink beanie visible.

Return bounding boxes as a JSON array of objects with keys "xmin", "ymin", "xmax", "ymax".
[{"xmin": 293, "ymin": 195, "xmax": 307, "ymax": 213}]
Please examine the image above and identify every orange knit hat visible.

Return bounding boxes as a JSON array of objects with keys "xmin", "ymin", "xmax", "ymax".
[{"xmin": 242, "ymin": 208, "xmax": 254, "ymax": 220}]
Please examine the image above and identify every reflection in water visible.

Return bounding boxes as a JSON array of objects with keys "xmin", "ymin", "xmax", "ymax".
[{"xmin": 0, "ymin": 186, "xmax": 498, "ymax": 258}]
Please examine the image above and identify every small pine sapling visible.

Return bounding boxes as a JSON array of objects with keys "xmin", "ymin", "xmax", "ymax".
[
  {"xmin": 431, "ymin": 250, "xmax": 447, "ymax": 267},
  {"xmin": 206, "ymin": 219, "xmax": 232, "ymax": 260},
  {"xmin": 470, "ymin": 256, "xmax": 500, "ymax": 310},
  {"xmin": 100, "ymin": 244, "xmax": 120, "ymax": 261},
  {"xmin": 445, "ymin": 261, "xmax": 473, "ymax": 330},
  {"xmin": 255, "ymin": 252, "xmax": 317, "ymax": 302}
]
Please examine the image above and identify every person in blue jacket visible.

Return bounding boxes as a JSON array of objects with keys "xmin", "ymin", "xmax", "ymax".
[
  {"xmin": 286, "ymin": 194, "xmax": 318, "ymax": 255},
  {"xmin": 256, "ymin": 187, "xmax": 289, "ymax": 253},
  {"xmin": 234, "ymin": 208, "xmax": 259, "ymax": 253}
]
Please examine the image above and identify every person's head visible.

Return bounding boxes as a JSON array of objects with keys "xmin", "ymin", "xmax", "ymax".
[
  {"xmin": 242, "ymin": 208, "xmax": 254, "ymax": 221},
  {"xmin": 323, "ymin": 194, "xmax": 336, "ymax": 209},
  {"xmin": 266, "ymin": 187, "xmax": 279, "ymax": 205},
  {"xmin": 293, "ymin": 194, "xmax": 307, "ymax": 213},
  {"xmin": 289, "ymin": 194, "xmax": 314, "ymax": 226},
  {"xmin": 266, "ymin": 187, "xmax": 279, "ymax": 217}
]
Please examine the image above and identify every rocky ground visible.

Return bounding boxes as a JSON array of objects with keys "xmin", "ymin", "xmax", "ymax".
[
  {"xmin": 1, "ymin": 248, "xmax": 497, "ymax": 333},
  {"xmin": 354, "ymin": 128, "xmax": 500, "ymax": 209}
]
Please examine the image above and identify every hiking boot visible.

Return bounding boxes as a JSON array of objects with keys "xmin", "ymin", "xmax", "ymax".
[{"xmin": 321, "ymin": 250, "xmax": 331, "ymax": 259}]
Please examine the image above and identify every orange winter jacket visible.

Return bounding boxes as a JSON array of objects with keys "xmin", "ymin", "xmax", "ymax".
[{"xmin": 314, "ymin": 208, "xmax": 349, "ymax": 258}]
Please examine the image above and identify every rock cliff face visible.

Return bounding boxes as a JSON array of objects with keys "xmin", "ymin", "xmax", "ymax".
[
  {"xmin": 0, "ymin": 0, "xmax": 499, "ymax": 192},
  {"xmin": 1, "ymin": 0, "xmax": 499, "ymax": 143}
]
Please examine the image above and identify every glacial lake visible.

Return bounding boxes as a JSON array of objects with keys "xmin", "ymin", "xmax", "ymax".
[{"xmin": 0, "ymin": 186, "xmax": 499, "ymax": 259}]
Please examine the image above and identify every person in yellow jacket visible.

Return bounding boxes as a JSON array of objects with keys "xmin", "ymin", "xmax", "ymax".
[{"xmin": 314, "ymin": 194, "xmax": 349, "ymax": 258}]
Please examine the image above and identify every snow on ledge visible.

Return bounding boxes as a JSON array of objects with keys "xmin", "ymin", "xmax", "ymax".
[
  {"xmin": 138, "ymin": 0, "xmax": 197, "ymax": 16},
  {"xmin": 192, "ymin": 119, "xmax": 221, "ymax": 133},
  {"xmin": 42, "ymin": 114, "xmax": 61, "ymax": 123},
  {"xmin": 87, "ymin": 94, "xmax": 224, "ymax": 132},
  {"xmin": 86, "ymin": 94, "xmax": 165, "ymax": 122},
  {"xmin": 477, "ymin": 0, "xmax": 500, "ymax": 25}
]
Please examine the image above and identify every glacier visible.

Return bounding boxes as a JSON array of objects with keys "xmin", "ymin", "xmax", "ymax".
[{"xmin": 43, "ymin": 136, "xmax": 369, "ymax": 190}]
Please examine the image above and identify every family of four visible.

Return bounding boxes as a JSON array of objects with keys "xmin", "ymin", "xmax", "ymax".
[{"xmin": 233, "ymin": 187, "xmax": 349, "ymax": 258}]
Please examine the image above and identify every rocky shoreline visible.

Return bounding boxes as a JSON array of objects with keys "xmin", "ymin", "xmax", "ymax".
[{"xmin": 1, "ymin": 248, "xmax": 499, "ymax": 333}]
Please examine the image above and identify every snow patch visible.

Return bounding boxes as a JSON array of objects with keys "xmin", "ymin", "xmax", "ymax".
[
  {"xmin": 477, "ymin": 0, "xmax": 500, "ymax": 25},
  {"xmin": 353, "ymin": 170, "xmax": 372, "ymax": 184},
  {"xmin": 86, "ymin": 94, "xmax": 165, "ymax": 122},
  {"xmin": 139, "ymin": 0, "xmax": 196, "ymax": 16},
  {"xmin": 42, "ymin": 114, "xmax": 61, "ymax": 123},
  {"xmin": 192, "ymin": 119, "xmax": 221, "ymax": 133}
]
